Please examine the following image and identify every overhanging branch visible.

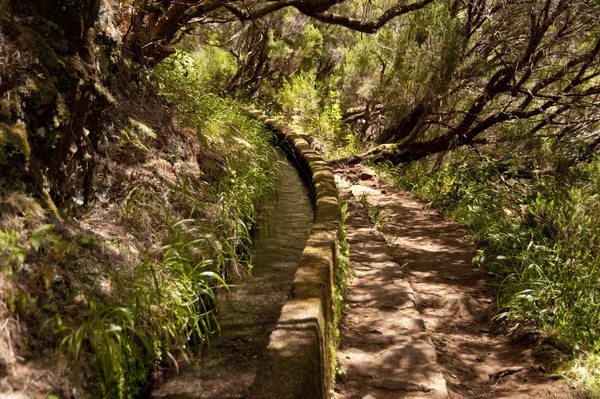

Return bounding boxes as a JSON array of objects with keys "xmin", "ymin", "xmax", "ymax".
[
  {"xmin": 300, "ymin": 0, "xmax": 436, "ymax": 33},
  {"xmin": 220, "ymin": 0, "xmax": 300, "ymax": 21}
]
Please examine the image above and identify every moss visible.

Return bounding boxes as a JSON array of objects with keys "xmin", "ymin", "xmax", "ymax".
[
  {"xmin": 0, "ymin": 122, "xmax": 31, "ymax": 164},
  {"xmin": 0, "ymin": 91, "xmax": 24, "ymax": 122},
  {"xmin": 12, "ymin": 23, "xmax": 62, "ymax": 72}
]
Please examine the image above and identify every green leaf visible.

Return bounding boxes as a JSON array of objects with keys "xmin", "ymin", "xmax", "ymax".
[
  {"xmin": 79, "ymin": 234, "xmax": 97, "ymax": 246},
  {"xmin": 29, "ymin": 236, "xmax": 42, "ymax": 252},
  {"xmin": 42, "ymin": 303, "xmax": 58, "ymax": 312},
  {"xmin": 15, "ymin": 250, "xmax": 26, "ymax": 264},
  {"xmin": 29, "ymin": 224, "xmax": 54, "ymax": 252}
]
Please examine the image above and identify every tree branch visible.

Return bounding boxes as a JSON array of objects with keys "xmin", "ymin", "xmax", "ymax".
[
  {"xmin": 301, "ymin": 0, "xmax": 436, "ymax": 34},
  {"xmin": 220, "ymin": 0, "xmax": 300, "ymax": 21}
]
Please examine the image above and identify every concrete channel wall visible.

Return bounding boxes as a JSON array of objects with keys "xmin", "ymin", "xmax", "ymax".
[{"xmin": 246, "ymin": 109, "xmax": 341, "ymax": 399}]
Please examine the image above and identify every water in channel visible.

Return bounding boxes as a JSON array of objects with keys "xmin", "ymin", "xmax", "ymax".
[{"xmin": 151, "ymin": 154, "xmax": 313, "ymax": 398}]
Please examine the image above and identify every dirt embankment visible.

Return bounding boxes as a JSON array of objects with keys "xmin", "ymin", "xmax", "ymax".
[{"xmin": 0, "ymin": 4, "xmax": 247, "ymax": 396}]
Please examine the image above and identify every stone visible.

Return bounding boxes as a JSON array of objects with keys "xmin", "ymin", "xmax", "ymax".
[
  {"xmin": 359, "ymin": 172, "xmax": 374, "ymax": 180},
  {"xmin": 368, "ymin": 378, "xmax": 433, "ymax": 392}
]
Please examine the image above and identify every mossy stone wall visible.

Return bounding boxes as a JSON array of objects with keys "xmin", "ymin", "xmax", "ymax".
[{"xmin": 246, "ymin": 109, "xmax": 341, "ymax": 399}]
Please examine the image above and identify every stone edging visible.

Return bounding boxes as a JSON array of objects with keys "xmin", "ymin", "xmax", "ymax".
[{"xmin": 246, "ymin": 109, "xmax": 340, "ymax": 399}]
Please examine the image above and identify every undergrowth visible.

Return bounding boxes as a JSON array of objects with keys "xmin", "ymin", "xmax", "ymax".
[
  {"xmin": 0, "ymin": 49, "xmax": 279, "ymax": 397},
  {"xmin": 358, "ymin": 192, "xmax": 390, "ymax": 228},
  {"xmin": 377, "ymin": 154, "xmax": 600, "ymax": 394},
  {"xmin": 332, "ymin": 201, "xmax": 350, "ymax": 387},
  {"xmin": 273, "ymin": 71, "xmax": 345, "ymax": 159}
]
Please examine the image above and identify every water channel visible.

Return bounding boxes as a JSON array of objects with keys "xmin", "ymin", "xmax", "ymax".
[{"xmin": 151, "ymin": 153, "xmax": 313, "ymax": 398}]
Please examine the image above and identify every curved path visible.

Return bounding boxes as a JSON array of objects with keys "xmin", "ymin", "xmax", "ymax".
[
  {"xmin": 151, "ymin": 157, "xmax": 313, "ymax": 398},
  {"xmin": 334, "ymin": 164, "xmax": 582, "ymax": 399}
]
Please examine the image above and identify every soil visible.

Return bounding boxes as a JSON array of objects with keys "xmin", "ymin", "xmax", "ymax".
[
  {"xmin": 334, "ymin": 164, "xmax": 584, "ymax": 399},
  {"xmin": 334, "ymin": 175, "xmax": 447, "ymax": 399}
]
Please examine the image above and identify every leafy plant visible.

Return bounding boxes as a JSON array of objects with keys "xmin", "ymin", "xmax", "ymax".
[
  {"xmin": 0, "ymin": 229, "xmax": 26, "ymax": 275},
  {"xmin": 55, "ymin": 303, "xmax": 151, "ymax": 398},
  {"xmin": 358, "ymin": 192, "xmax": 389, "ymax": 228},
  {"xmin": 332, "ymin": 201, "xmax": 350, "ymax": 382}
]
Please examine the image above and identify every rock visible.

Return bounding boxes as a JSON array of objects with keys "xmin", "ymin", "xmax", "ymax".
[
  {"xmin": 368, "ymin": 378, "xmax": 433, "ymax": 392},
  {"xmin": 362, "ymin": 334, "xmax": 393, "ymax": 345},
  {"xmin": 347, "ymin": 156, "xmax": 361, "ymax": 166}
]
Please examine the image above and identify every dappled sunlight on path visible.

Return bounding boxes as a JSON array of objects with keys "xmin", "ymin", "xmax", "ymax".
[
  {"xmin": 334, "ymin": 165, "xmax": 581, "ymax": 399},
  {"xmin": 334, "ymin": 176, "xmax": 447, "ymax": 399}
]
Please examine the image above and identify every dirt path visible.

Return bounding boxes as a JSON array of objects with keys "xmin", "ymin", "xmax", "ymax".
[
  {"xmin": 334, "ymin": 176, "xmax": 447, "ymax": 399},
  {"xmin": 334, "ymin": 165, "xmax": 582, "ymax": 399}
]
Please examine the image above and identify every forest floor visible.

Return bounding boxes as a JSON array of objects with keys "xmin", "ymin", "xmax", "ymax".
[{"xmin": 333, "ymin": 164, "xmax": 584, "ymax": 399}]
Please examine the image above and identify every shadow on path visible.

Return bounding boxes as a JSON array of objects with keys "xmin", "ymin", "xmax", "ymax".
[{"xmin": 334, "ymin": 165, "xmax": 582, "ymax": 399}]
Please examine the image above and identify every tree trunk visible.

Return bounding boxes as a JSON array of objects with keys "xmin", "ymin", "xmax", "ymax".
[
  {"xmin": 338, "ymin": 128, "xmax": 471, "ymax": 166},
  {"xmin": 375, "ymin": 104, "xmax": 427, "ymax": 144}
]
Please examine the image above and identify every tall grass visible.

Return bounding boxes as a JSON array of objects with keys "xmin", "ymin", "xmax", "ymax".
[
  {"xmin": 45, "ymin": 50, "xmax": 280, "ymax": 397},
  {"xmin": 378, "ymin": 154, "xmax": 600, "ymax": 393}
]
